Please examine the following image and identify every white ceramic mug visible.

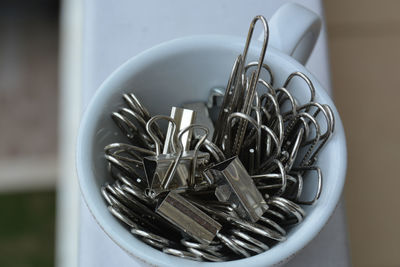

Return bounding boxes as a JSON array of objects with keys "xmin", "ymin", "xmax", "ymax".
[{"xmin": 77, "ymin": 3, "xmax": 347, "ymax": 266}]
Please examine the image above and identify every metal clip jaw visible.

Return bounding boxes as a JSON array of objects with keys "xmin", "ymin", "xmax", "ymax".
[
  {"xmin": 156, "ymin": 192, "xmax": 222, "ymax": 245},
  {"xmin": 143, "ymin": 151, "xmax": 210, "ymax": 194},
  {"xmin": 204, "ymin": 156, "xmax": 267, "ymax": 222}
]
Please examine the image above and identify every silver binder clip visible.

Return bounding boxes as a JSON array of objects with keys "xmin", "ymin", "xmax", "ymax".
[
  {"xmin": 143, "ymin": 116, "xmax": 210, "ymax": 196},
  {"xmin": 204, "ymin": 156, "xmax": 267, "ymax": 222},
  {"xmin": 156, "ymin": 192, "xmax": 222, "ymax": 244},
  {"xmin": 143, "ymin": 151, "xmax": 210, "ymax": 196},
  {"xmin": 143, "ymin": 115, "xmax": 182, "ymax": 194}
]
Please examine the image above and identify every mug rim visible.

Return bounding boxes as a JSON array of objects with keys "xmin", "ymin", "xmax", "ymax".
[{"xmin": 77, "ymin": 34, "xmax": 347, "ymax": 266}]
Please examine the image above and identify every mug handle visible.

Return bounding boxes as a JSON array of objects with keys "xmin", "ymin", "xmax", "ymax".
[{"xmin": 260, "ymin": 3, "xmax": 321, "ymax": 65}]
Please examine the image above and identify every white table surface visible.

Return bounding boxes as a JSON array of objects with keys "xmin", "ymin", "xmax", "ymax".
[{"xmin": 78, "ymin": 1, "xmax": 350, "ymax": 266}]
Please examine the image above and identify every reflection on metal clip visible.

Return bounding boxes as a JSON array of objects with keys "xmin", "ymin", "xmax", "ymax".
[
  {"xmin": 163, "ymin": 107, "xmax": 196, "ymax": 154},
  {"xmin": 204, "ymin": 156, "xmax": 267, "ymax": 222},
  {"xmin": 156, "ymin": 192, "xmax": 222, "ymax": 244},
  {"xmin": 183, "ymin": 102, "xmax": 214, "ymax": 141}
]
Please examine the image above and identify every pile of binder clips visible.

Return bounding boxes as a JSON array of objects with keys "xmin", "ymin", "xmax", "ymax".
[{"xmin": 100, "ymin": 15, "xmax": 334, "ymax": 261}]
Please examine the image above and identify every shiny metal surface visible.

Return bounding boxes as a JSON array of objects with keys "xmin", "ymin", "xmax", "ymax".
[
  {"xmin": 163, "ymin": 107, "xmax": 195, "ymax": 153},
  {"xmin": 205, "ymin": 156, "xmax": 267, "ymax": 222},
  {"xmin": 156, "ymin": 192, "xmax": 222, "ymax": 244}
]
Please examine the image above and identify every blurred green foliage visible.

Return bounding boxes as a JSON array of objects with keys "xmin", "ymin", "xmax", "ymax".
[{"xmin": 0, "ymin": 191, "xmax": 55, "ymax": 267}]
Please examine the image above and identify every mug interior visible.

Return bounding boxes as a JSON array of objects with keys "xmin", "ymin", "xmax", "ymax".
[{"xmin": 77, "ymin": 35, "xmax": 346, "ymax": 266}]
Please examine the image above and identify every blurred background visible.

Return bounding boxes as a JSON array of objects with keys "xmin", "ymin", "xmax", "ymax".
[
  {"xmin": 0, "ymin": 0, "xmax": 399, "ymax": 266},
  {"xmin": 0, "ymin": 0, "xmax": 58, "ymax": 266}
]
